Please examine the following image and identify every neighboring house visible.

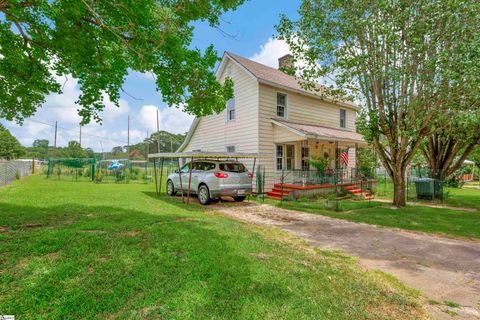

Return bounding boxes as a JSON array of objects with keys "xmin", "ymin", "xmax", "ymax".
[{"xmin": 178, "ymin": 52, "xmax": 366, "ymax": 192}]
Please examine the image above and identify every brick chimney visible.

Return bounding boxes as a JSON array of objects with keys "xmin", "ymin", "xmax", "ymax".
[{"xmin": 278, "ymin": 54, "xmax": 294, "ymax": 70}]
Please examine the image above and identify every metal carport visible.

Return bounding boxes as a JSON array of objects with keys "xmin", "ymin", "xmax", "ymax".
[{"xmin": 147, "ymin": 151, "xmax": 261, "ymax": 204}]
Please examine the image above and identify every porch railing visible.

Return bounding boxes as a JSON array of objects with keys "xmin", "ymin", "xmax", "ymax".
[{"xmin": 275, "ymin": 168, "xmax": 373, "ymax": 186}]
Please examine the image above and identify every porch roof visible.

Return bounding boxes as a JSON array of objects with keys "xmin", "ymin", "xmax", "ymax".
[{"xmin": 272, "ymin": 119, "xmax": 367, "ymax": 145}]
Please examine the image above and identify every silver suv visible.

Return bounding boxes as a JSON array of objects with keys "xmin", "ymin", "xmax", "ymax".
[{"xmin": 166, "ymin": 160, "xmax": 253, "ymax": 205}]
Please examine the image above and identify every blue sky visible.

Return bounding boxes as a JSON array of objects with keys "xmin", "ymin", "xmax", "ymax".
[{"xmin": 1, "ymin": 0, "xmax": 301, "ymax": 151}]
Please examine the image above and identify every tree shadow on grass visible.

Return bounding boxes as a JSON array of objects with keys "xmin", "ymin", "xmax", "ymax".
[
  {"xmin": 0, "ymin": 202, "xmax": 296, "ymax": 319},
  {"xmin": 140, "ymin": 191, "xmax": 208, "ymax": 212}
]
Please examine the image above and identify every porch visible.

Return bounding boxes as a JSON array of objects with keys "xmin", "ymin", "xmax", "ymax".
[
  {"xmin": 265, "ymin": 119, "xmax": 373, "ymax": 200},
  {"xmin": 265, "ymin": 169, "xmax": 376, "ymax": 200}
]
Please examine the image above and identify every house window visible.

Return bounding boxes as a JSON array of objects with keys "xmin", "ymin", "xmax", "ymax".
[
  {"xmin": 226, "ymin": 145, "xmax": 235, "ymax": 153},
  {"xmin": 340, "ymin": 109, "xmax": 346, "ymax": 128},
  {"xmin": 227, "ymin": 97, "xmax": 235, "ymax": 121},
  {"xmin": 276, "ymin": 145, "xmax": 283, "ymax": 170},
  {"xmin": 277, "ymin": 93, "xmax": 287, "ymax": 118},
  {"xmin": 276, "ymin": 144, "xmax": 295, "ymax": 170},
  {"xmin": 286, "ymin": 145, "xmax": 295, "ymax": 170},
  {"xmin": 301, "ymin": 145, "xmax": 310, "ymax": 171}
]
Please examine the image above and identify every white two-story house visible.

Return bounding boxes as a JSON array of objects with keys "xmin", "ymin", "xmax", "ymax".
[{"xmin": 178, "ymin": 52, "xmax": 365, "ymax": 192}]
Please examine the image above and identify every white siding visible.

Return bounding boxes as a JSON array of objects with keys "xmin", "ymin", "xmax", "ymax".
[
  {"xmin": 181, "ymin": 61, "xmax": 360, "ymax": 191},
  {"xmin": 257, "ymin": 83, "xmax": 358, "ymax": 189},
  {"xmin": 182, "ymin": 59, "xmax": 259, "ymax": 171}
]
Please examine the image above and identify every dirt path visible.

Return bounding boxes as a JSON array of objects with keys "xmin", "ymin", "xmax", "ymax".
[{"xmin": 214, "ymin": 202, "xmax": 480, "ymax": 320}]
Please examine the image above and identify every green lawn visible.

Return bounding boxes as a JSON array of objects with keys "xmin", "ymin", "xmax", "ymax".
[
  {"xmin": 443, "ymin": 187, "xmax": 480, "ymax": 210},
  {"xmin": 0, "ymin": 176, "xmax": 423, "ymax": 319},
  {"xmin": 273, "ymin": 188, "xmax": 480, "ymax": 239}
]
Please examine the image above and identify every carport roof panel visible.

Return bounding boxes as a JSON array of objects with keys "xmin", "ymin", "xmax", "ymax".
[{"xmin": 148, "ymin": 151, "xmax": 263, "ymax": 159}]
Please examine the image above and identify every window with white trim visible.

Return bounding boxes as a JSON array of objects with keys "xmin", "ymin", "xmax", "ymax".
[
  {"xmin": 340, "ymin": 109, "xmax": 346, "ymax": 128},
  {"xmin": 285, "ymin": 145, "xmax": 295, "ymax": 170},
  {"xmin": 276, "ymin": 144, "xmax": 295, "ymax": 170},
  {"xmin": 301, "ymin": 144, "xmax": 310, "ymax": 171},
  {"xmin": 227, "ymin": 97, "xmax": 235, "ymax": 121},
  {"xmin": 277, "ymin": 93, "xmax": 287, "ymax": 118},
  {"xmin": 276, "ymin": 145, "xmax": 283, "ymax": 170},
  {"xmin": 226, "ymin": 145, "xmax": 235, "ymax": 153}
]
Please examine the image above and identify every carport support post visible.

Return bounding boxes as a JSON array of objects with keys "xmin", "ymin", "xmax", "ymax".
[
  {"xmin": 186, "ymin": 157, "xmax": 193, "ymax": 205},
  {"xmin": 177, "ymin": 158, "xmax": 185, "ymax": 203},
  {"xmin": 248, "ymin": 157, "xmax": 256, "ymax": 202},
  {"xmin": 159, "ymin": 158, "xmax": 164, "ymax": 195},
  {"xmin": 153, "ymin": 158, "xmax": 158, "ymax": 195}
]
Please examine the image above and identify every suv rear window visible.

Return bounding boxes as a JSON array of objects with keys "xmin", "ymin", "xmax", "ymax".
[
  {"xmin": 219, "ymin": 163, "xmax": 247, "ymax": 173},
  {"xmin": 193, "ymin": 162, "xmax": 216, "ymax": 171}
]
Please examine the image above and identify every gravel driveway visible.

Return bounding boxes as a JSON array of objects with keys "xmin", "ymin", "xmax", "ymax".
[{"xmin": 215, "ymin": 202, "xmax": 480, "ymax": 320}]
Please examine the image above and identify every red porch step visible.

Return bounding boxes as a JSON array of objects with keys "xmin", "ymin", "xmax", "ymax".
[
  {"xmin": 266, "ymin": 185, "xmax": 293, "ymax": 200},
  {"xmin": 345, "ymin": 186, "xmax": 375, "ymax": 200},
  {"xmin": 271, "ymin": 188, "xmax": 291, "ymax": 194},
  {"xmin": 265, "ymin": 192, "xmax": 282, "ymax": 199},
  {"xmin": 345, "ymin": 185, "xmax": 358, "ymax": 191}
]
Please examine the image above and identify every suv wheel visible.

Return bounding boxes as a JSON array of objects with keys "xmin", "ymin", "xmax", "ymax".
[
  {"xmin": 233, "ymin": 196, "xmax": 246, "ymax": 202},
  {"xmin": 167, "ymin": 180, "xmax": 177, "ymax": 196},
  {"xmin": 198, "ymin": 184, "xmax": 212, "ymax": 205}
]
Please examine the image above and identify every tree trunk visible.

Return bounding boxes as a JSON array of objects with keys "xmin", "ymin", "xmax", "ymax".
[{"xmin": 392, "ymin": 170, "xmax": 406, "ymax": 207}]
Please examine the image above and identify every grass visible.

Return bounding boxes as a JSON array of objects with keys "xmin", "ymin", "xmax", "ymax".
[
  {"xmin": 0, "ymin": 176, "xmax": 424, "ymax": 319},
  {"xmin": 443, "ymin": 187, "xmax": 480, "ymax": 210},
  {"xmin": 443, "ymin": 300, "xmax": 460, "ymax": 308},
  {"xmin": 270, "ymin": 187, "xmax": 480, "ymax": 239}
]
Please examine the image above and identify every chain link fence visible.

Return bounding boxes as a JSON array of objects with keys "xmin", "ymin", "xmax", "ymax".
[{"xmin": 0, "ymin": 160, "xmax": 32, "ymax": 187}]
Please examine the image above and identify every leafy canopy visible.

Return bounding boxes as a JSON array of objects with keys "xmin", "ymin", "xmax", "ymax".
[
  {"xmin": 277, "ymin": 0, "xmax": 480, "ymax": 206},
  {"xmin": 0, "ymin": 123, "xmax": 24, "ymax": 159},
  {"xmin": 63, "ymin": 140, "xmax": 87, "ymax": 158},
  {"xmin": 0, "ymin": 0, "xmax": 243, "ymax": 124}
]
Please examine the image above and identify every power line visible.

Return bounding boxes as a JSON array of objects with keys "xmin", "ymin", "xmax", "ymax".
[{"xmin": 27, "ymin": 119, "xmax": 129, "ymax": 144}]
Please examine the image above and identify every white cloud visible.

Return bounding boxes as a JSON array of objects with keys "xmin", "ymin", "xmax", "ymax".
[
  {"xmin": 0, "ymin": 73, "xmax": 134, "ymax": 151},
  {"xmin": 137, "ymin": 104, "xmax": 194, "ymax": 134},
  {"xmin": 249, "ymin": 37, "xmax": 291, "ymax": 68}
]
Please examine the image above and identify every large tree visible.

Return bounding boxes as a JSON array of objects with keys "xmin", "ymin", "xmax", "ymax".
[
  {"xmin": 277, "ymin": 0, "xmax": 480, "ymax": 206},
  {"xmin": 0, "ymin": 124, "xmax": 24, "ymax": 159},
  {"xmin": 0, "ymin": 0, "xmax": 242, "ymax": 124},
  {"xmin": 422, "ymin": 109, "xmax": 480, "ymax": 180},
  {"xmin": 470, "ymin": 146, "xmax": 480, "ymax": 185},
  {"xmin": 63, "ymin": 141, "xmax": 87, "ymax": 158}
]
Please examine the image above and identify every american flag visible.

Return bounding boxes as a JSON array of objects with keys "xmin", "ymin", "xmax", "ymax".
[{"xmin": 340, "ymin": 148, "xmax": 349, "ymax": 167}]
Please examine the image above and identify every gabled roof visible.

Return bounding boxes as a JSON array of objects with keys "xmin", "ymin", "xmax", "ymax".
[
  {"xmin": 272, "ymin": 119, "xmax": 366, "ymax": 145},
  {"xmin": 225, "ymin": 52, "xmax": 358, "ymax": 110}
]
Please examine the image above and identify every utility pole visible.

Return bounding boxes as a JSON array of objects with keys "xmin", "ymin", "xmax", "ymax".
[
  {"xmin": 99, "ymin": 141, "xmax": 104, "ymax": 160},
  {"xmin": 146, "ymin": 131, "xmax": 149, "ymax": 158},
  {"xmin": 53, "ymin": 121, "xmax": 58, "ymax": 159},
  {"xmin": 127, "ymin": 115, "xmax": 130, "ymax": 157},
  {"xmin": 156, "ymin": 109, "xmax": 160, "ymax": 153},
  {"xmin": 79, "ymin": 125, "xmax": 82, "ymax": 147}
]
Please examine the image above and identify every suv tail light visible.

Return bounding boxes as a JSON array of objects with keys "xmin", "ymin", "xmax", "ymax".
[
  {"xmin": 214, "ymin": 172, "xmax": 229, "ymax": 178},
  {"xmin": 247, "ymin": 172, "xmax": 253, "ymax": 178}
]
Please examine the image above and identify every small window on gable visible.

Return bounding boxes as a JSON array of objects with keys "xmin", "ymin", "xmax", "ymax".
[
  {"xmin": 226, "ymin": 145, "xmax": 235, "ymax": 153},
  {"xmin": 340, "ymin": 109, "xmax": 346, "ymax": 128},
  {"xmin": 277, "ymin": 93, "xmax": 287, "ymax": 118},
  {"xmin": 227, "ymin": 97, "xmax": 235, "ymax": 121}
]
